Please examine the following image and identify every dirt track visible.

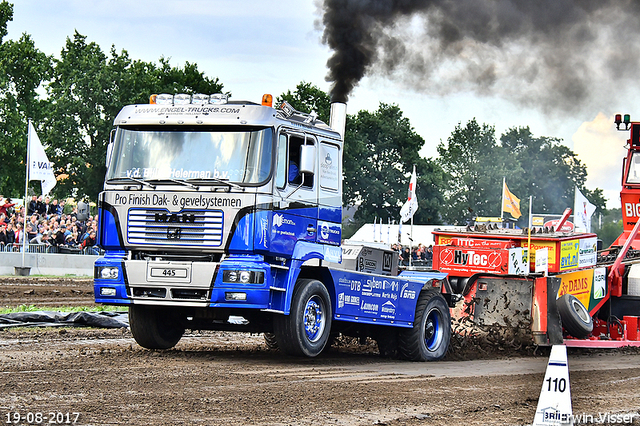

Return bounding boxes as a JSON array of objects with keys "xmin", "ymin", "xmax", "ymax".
[{"xmin": 1, "ymin": 277, "xmax": 639, "ymax": 426}]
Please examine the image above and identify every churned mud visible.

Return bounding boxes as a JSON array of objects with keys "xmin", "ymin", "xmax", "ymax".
[{"xmin": 1, "ymin": 277, "xmax": 639, "ymax": 425}]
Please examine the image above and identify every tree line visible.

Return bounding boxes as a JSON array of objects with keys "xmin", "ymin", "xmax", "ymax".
[{"xmin": 0, "ymin": 1, "xmax": 618, "ymax": 242}]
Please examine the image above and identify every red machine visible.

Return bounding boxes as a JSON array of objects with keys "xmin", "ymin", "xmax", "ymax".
[{"xmin": 431, "ymin": 115, "xmax": 640, "ymax": 347}]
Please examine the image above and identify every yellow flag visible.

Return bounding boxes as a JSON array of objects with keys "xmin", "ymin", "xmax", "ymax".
[{"xmin": 503, "ymin": 182, "xmax": 521, "ymax": 218}]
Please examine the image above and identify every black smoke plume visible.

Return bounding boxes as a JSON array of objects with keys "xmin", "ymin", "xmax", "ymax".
[{"xmin": 321, "ymin": 0, "xmax": 640, "ymax": 112}]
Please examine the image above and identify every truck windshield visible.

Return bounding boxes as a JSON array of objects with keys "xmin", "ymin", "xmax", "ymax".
[
  {"xmin": 106, "ymin": 126, "xmax": 273, "ymax": 184},
  {"xmin": 628, "ymin": 152, "xmax": 640, "ymax": 184}
]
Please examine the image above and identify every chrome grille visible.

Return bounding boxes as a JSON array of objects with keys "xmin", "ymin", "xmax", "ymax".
[{"xmin": 127, "ymin": 208, "xmax": 223, "ymax": 247}]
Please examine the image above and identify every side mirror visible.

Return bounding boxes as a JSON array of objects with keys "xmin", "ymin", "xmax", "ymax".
[
  {"xmin": 299, "ymin": 145, "xmax": 316, "ymax": 174},
  {"xmin": 106, "ymin": 129, "xmax": 116, "ymax": 167}
]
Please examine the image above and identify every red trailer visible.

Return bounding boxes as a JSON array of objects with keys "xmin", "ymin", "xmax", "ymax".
[{"xmin": 431, "ymin": 115, "xmax": 640, "ymax": 347}]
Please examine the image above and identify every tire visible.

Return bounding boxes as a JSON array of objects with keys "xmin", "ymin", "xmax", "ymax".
[
  {"xmin": 263, "ymin": 332, "xmax": 279, "ymax": 350},
  {"xmin": 398, "ymin": 290, "xmax": 451, "ymax": 361},
  {"xmin": 129, "ymin": 305, "xmax": 185, "ymax": 350},
  {"xmin": 557, "ymin": 294, "xmax": 593, "ymax": 339},
  {"xmin": 274, "ymin": 279, "xmax": 332, "ymax": 357}
]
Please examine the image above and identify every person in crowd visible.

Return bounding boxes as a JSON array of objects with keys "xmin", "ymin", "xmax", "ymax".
[
  {"xmin": 3, "ymin": 223, "xmax": 15, "ymax": 249},
  {"xmin": 13, "ymin": 222, "xmax": 24, "ymax": 247},
  {"xmin": 0, "ymin": 197, "xmax": 16, "ymax": 217},
  {"xmin": 57, "ymin": 199, "xmax": 65, "ymax": 215},
  {"xmin": 36, "ymin": 196, "xmax": 46, "ymax": 216},
  {"xmin": 402, "ymin": 247, "xmax": 411, "ymax": 265},
  {"xmin": 425, "ymin": 245, "xmax": 433, "ymax": 262},
  {"xmin": 51, "ymin": 226, "xmax": 67, "ymax": 247},
  {"xmin": 27, "ymin": 195, "xmax": 38, "ymax": 215},
  {"xmin": 43, "ymin": 196, "xmax": 54, "ymax": 217},
  {"xmin": 81, "ymin": 230, "xmax": 98, "ymax": 254},
  {"xmin": 0, "ymin": 224, "xmax": 7, "ymax": 248}
]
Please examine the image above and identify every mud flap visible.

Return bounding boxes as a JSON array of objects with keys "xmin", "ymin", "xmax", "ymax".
[
  {"xmin": 473, "ymin": 277, "xmax": 534, "ymax": 331},
  {"xmin": 469, "ymin": 276, "xmax": 562, "ymax": 345}
]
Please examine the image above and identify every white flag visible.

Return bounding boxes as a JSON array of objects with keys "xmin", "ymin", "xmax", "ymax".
[
  {"xmin": 574, "ymin": 186, "xmax": 596, "ymax": 233},
  {"xmin": 400, "ymin": 165, "xmax": 418, "ymax": 223},
  {"xmin": 28, "ymin": 122, "xmax": 56, "ymax": 195}
]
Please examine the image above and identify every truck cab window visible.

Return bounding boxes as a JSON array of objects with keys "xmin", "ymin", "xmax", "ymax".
[
  {"xmin": 276, "ymin": 134, "xmax": 287, "ymax": 189},
  {"xmin": 288, "ymin": 135, "xmax": 314, "ymax": 189}
]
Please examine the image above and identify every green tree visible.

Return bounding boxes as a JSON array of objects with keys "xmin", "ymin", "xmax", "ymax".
[
  {"xmin": 278, "ymin": 81, "xmax": 331, "ymax": 123},
  {"xmin": 593, "ymin": 207, "xmax": 623, "ymax": 248},
  {"xmin": 0, "ymin": 1, "xmax": 52, "ymax": 197},
  {"xmin": 44, "ymin": 32, "xmax": 225, "ymax": 201},
  {"xmin": 500, "ymin": 126, "xmax": 588, "ymax": 217},
  {"xmin": 437, "ymin": 121, "xmax": 596, "ymax": 226},
  {"xmin": 437, "ymin": 119, "xmax": 517, "ymax": 224},
  {"xmin": 279, "ymin": 83, "xmax": 444, "ymax": 228},
  {"xmin": 348, "ymin": 103, "xmax": 444, "ymax": 226}
]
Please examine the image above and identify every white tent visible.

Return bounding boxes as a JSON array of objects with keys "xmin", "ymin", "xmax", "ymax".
[{"xmin": 347, "ymin": 223, "xmax": 465, "ymax": 247}]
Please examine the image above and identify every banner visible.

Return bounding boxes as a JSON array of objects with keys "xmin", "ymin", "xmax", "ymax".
[
  {"xmin": 400, "ymin": 165, "xmax": 418, "ymax": 223},
  {"xmin": 574, "ymin": 186, "xmax": 596, "ymax": 233},
  {"xmin": 502, "ymin": 181, "xmax": 521, "ymax": 219},
  {"xmin": 28, "ymin": 122, "xmax": 56, "ymax": 195}
]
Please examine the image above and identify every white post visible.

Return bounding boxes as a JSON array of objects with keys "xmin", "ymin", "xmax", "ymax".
[{"xmin": 22, "ymin": 120, "xmax": 31, "ymax": 267}]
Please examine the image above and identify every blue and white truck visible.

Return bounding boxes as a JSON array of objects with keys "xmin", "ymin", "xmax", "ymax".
[{"xmin": 93, "ymin": 93, "xmax": 456, "ymax": 360}]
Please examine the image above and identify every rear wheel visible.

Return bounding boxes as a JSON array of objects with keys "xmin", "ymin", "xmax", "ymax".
[
  {"xmin": 129, "ymin": 305, "xmax": 185, "ymax": 350},
  {"xmin": 398, "ymin": 290, "xmax": 451, "ymax": 361},
  {"xmin": 274, "ymin": 279, "xmax": 332, "ymax": 357},
  {"xmin": 263, "ymin": 332, "xmax": 279, "ymax": 350},
  {"xmin": 557, "ymin": 294, "xmax": 593, "ymax": 339}
]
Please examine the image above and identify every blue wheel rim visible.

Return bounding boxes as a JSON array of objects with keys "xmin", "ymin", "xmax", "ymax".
[
  {"xmin": 303, "ymin": 295, "xmax": 325, "ymax": 343},
  {"xmin": 424, "ymin": 308, "xmax": 443, "ymax": 351}
]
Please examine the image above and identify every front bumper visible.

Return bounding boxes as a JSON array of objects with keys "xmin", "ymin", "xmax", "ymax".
[{"xmin": 94, "ymin": 253, "xmax": 276, "ymax": 309}]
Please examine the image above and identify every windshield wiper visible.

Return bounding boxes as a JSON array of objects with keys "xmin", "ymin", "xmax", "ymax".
[
  {"xmin": 209, "ymin": 178, "xmax": 244, "ymax": 190},
  {"xmin": 109, "ymin": 177, "xmax": 156, "ymax": 189},
  {"xmin": 153, "ymin": 178, "xmax": 200, "ymax": 190}
]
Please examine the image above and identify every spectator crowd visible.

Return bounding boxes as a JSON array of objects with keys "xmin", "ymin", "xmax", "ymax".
[
  {"xmin": 0, "ymin": 194, "xmax": 99, "ymax": 255},
  {"xmin": 391, "ymin": 242, "xmax": 433, "ymax": 267}
]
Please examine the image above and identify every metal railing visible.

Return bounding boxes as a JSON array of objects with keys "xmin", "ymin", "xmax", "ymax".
[{"xmin": 0, "ymin": 243, "xmax": 102, "ymax": 255}]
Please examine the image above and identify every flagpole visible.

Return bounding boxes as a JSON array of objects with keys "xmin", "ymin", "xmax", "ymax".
[
  {"xmin": 527, "ymin": 195, "xmax": 532, "ymax": 272},
  {"xmin": 22, "ymin": 120, "xmax": 31, "ymax": 267},
  {"xmin": 501, "ymin": 176, "xmax": 506, "ymax": 220}
]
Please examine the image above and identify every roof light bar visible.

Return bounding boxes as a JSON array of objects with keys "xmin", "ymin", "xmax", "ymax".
[
  {"xmin": 192, "ymin": 94, "xmax": 209, "ymax": 104},
  {"xmin": 148, "ymin": 93, "xmax": 229, "ymax": 105},
  {"xmin": 155, "ymin": 94, "xmax": 174, "ymax": 105},
  {"xmin": 209, "ymin": 94, "xmax": 228, "ymax": 105},
  {"xmin": 174, "ymin": 94, "xmax": 191, "ymax": 104}
]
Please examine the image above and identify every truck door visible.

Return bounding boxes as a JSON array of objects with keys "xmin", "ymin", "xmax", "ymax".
[
  {"xmin": 316, "ymin": 141, "xmax": 342, "ymax": 246},
  {"xmin": 269, "ymin": 132, "xmax": 318, "ymax": 256}
]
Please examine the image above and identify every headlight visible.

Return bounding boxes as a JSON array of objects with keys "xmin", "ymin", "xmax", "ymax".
[
  {"xmin": 100, "ymin": 287, "xmax": 117, "ymax": 296},
  {"xmin": 222, "ymin": 270, "xmax": 265, "ymax": 284},
  {"xmin": 98, "ymin": 266, "xmax": 119, "ymax": 280}
]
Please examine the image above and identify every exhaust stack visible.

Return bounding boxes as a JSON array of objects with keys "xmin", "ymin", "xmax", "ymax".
[{"xmin": 329, "ymin": 102, "xmax": 347, "ymax": 140}]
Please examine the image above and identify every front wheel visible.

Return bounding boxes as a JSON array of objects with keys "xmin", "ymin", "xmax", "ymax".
[
  {"xmin": 398, "ymin": 290, "xmax": 451, "ymax": 361},
  {"xmin": 274, "ymin": 279, "xmax": 332, "ymax": 357},
  {"xmin": 129, "ymin": 305, "xmax": 185, "ymax": 350}
]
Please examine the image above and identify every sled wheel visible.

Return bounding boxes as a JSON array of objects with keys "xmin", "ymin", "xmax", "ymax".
[
  {"xmin": 274, "ymin": 279, "xmax": 332, "ymax": 357},
  {"xmin": 557, "ymin": 294, "xmax": 593, "ymax": 339},
  {"xmin": 263, "ymin": 332, "xmax": 279, "ymax": 350},
  {"xmin": 398, "ymin": 290, "xmax": 451, "ymax": 361},
  {"xmin": 129, "ymin": 305, "xmax": 185, "ymax": 350}
]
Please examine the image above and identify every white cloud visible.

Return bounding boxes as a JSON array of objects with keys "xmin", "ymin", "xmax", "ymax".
[{"xmin": 572, "ymin": 112, "xmax": 628, "ymax": 208}]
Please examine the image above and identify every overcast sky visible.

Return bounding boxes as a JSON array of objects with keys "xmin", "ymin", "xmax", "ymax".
[{"xmin": 5, "ymin": 0, "xmax": 633, "ymax": 209}]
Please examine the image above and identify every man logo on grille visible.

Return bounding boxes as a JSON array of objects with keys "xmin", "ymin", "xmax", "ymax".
[{"xmin": 167, "ymin": 227, "xmax": 182, "ymax": 240}]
